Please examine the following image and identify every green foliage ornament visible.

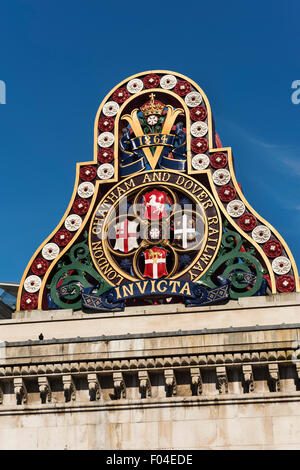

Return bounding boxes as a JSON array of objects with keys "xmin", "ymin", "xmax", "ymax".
[
  {"xmin": 48, "ymin": 232, "xmax": 111, "ymax": 310},
  {"xmin": 198, "ymin": 221, "xmax": 266, "ymax": 299}
]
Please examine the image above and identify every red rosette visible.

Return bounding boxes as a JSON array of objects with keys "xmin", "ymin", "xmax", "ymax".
[
  {"xmin": 21, "ymin": 293, "xmax": 38, "ymax": 310},
  {"xmin": 112, "ymin": 87, "xmax": 130, "ymax": 103},
  {"xmin": 210, "ymin": 152, "xmax": 228, "ymax": 169},
  {"xmin": 97, "ymin": 147, "xmax": 114, "ymax": 163},
  {"xmin": 263, "ymin": 239, "xmax": 283, "ymax": 258},
  {"xmin": 54, "ymin": 229, "xmax": 72, "ymax": 247},
  {"xmin": 191, "ymin": 138, "xmax": 208, "ymax": 154},
  {"xmin": 190, "ymin": 106, "xmax": 207, "ymax": 122},
  {"xmin": 238, "ymin": 213, "xmax": 257, "ymax": 231},
  {"xmin": 98, "ymin": 116, "xmax": 114, "ymax": 132},
  {"xmin": 31, "ymin": 257, "xmax": 49, "ymax": 275},
  {"xmin": 80, "ymin": 165, "xmax": 97, "ymax": 182},
  {"xmin": 276, "ymin": 275, "xmax": 295, "ymax": 293},
  {"xmin": 174, "ymin": 80, "xmax": 191, "ymax": 96},
  {"xmin": 72, "ymin": 198, "xmax": 90, "ymax": 215},
  {"xmin": 218, "ymin": 185, "xmax": 236, "ymax": 202},
  {"xmin": 143, "ymin": 74, "xmax": 160, "ymax": 88}
]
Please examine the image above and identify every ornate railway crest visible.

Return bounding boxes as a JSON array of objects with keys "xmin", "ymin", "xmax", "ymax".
[
  {"xmin": 90, "ymin": 170, "xmax": 221, "ymax": 288},
  {"xmin": 17, "ymin": 71, "xmax": 299, "ymax": 312}
]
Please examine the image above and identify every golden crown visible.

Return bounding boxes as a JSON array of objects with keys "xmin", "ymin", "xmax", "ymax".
[{"xmin": 140, "ymin": 93, "xmax": 165, "ymax": 116}]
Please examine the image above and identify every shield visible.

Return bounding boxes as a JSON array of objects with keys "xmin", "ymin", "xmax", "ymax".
[
  {"xmin": 174, "ymin": 214, "xmax": 196, "ymax": 249},
  {"xmin": 143, "ymin": 247, "xmax": 168, "ymax": 279},
  {"xmin": 113, "ymin": 219, "xmax": 139, "ymax": 253},
  {"xmin": 142, "ymin": 190, "xmax": 170, "ymax": 221}
]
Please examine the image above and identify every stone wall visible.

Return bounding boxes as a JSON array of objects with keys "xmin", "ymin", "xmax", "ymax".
[{"xmin": 0, "ymin": 293, "xmax": 300, "ymax": 449}]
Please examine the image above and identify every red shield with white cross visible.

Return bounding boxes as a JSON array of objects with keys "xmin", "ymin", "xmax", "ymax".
[{"xmin": 143, "ymin": 247, "xmax": 168, "ymax": 279}]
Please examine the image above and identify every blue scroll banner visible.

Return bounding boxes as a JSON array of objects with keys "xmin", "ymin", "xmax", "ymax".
[
  {"xmin": 120, "ymin": 133, "xmax": 187, "ymax": 177},
  {"xmin": 81, "ymin": 278, "xmax": 230, "ymax": 312}
]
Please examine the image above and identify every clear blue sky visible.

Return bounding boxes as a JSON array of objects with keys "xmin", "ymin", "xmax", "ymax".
[{"xmin": 0, "ymin": 0, "xmax": 299, "ymax": 283}]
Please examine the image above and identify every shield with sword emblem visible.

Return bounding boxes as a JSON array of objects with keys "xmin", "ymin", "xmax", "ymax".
[{"xmin": 143, "ymin": 247, "xmax": 168, "ymax": 279}]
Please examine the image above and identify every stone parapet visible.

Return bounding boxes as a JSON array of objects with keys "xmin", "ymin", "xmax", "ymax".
[{"xmin": 0, "ymin": 293, "xmax": 300, "ymax": 449}]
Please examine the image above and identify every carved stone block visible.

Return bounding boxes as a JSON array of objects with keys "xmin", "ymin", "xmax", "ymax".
[
  {"xmin": 242, "ymin": 364, "xmax": 254, "ymax": 393},
  {"xmin": 62, "ymin": 375, "xmax": 76, "ymax": 402},
  {"xmin": 216, "ymin": 366, "xmax": 228, "ymax": 394},
  {"xmin": 164, "ymin": 369, "xmax": 177, "ymax": 397},
  {"xmin": 113, "ymin": 372, "xmax": 126, "ymax": 399},
  {"xmin": 268, "ymin": 363, "xmax": 280, "ymax": 392},
  {"xmin": 190, "ymin": 367, "xmax": 202, "ymax": 396},
  {"xmin": 14, "ymin": 378, "xmax": 27, "ymax": 405},
  {"xmin": 38, "ymin": 376, "xmax": 52, "ymax": 404},
  {"xmin": 87, "ymin": 373, "xmax": 101, "ymax": 401},
  {"xmin": 138, "ymin": 371, "xmax": 151, "ymax": 398}
]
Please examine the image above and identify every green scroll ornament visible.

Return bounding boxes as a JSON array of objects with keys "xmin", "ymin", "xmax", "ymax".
[
  {"xmin": 47, "ymin": 232, "xmax": 111, "ymax": 310},
  {"xmin": 198, "ymin": 221, "xmax": 266, "ymax": 299}
]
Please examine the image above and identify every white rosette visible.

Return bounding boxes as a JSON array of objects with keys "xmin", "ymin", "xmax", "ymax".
[
  {"xmin": 24, "ymin": 275, "xmax": 42, "ymax": 293},
  {"xmin": 97, "ymin": 132, "xmax": 114, "ymax": 148},
  {"xmin": 192, "ymin": 154, "xmax": 210, "ymax": 170},
  {"xmin": 149, "ymin": 226, "xmax": 160, "ymax": 239},
  {"xmin": 42, "ymin": 243, "xmax": 60, "ymax": 261},
  {"xmin": 97, "ymin": 163, "xmax": 115, "ymax": 180},
  {"xmin": 191, "ymin": 121, "xmax": 208, "ymax": 137},
  {"xmin": 252, "ymin": 225, "xmax": 271, "ymax": 244},
  {"xmin": 78, "ymin": 182, "xmax": 94, "ymax": 198},
  {"xmin": 64, "ymin": 214, "xmax": 82, "ymax": 232},
  {"xmin": 160, "ymin": 74, "xmax": 177, "ymax": 90},
  {"xmin": 272, "ymin": 256, "xmax": 291, "ymax": 275},
  {"xmin": 227, "ymin": 200, "xmax": 245, "ymax": 218},
  {"xmin": 185, "ymin": 91, "xmax": 202, "ymax": 107},
  {"xmin": 127, "ymin": 78, "xmax": 143, "ymax": 94},
  {"xmin": 103, "ymin": 101, "xmax": 119, "ymax": 117},
  {"xmin": 212, "ymin": 169, "xmax": 231, "ymax": 186}
]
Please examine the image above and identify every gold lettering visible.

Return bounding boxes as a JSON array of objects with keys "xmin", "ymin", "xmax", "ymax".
[
  {"xmin": 150, "ymin": 280, "xmax": 156, "ymax": 293},
  {"xmin": 204, "ymin": 245, "xmax": 216, "ymax": 252},
  {"xmin": 168, "ymin": 280, "xmax": 181, "ymax": 293},
  {"xmin": 106, "ymin": 192, "xmax": 118, "ymax": 203},
  {"xmin": 208, "ymin": 227, "xmax": 219, "ymax": 236},
  {"xmin": 208, "ymin": 216, "xmax": 219, "ymax": 225},
  {"xmin": 136, "ymin": 281, "xmax": 148, "ymax": 295},
  {"xmin": 115, "ymin": 286, "xmax": 122, "ymax": 299},
  {"xmin": 117, "ymin": 186, "xmax": 126, "ymax": 198},
  {"xmin": 124, "ymin": 179, "xmax": 135, "ymax": 191},
  {"xmin": 193, "ymin": 260, "xmax": 205, "ymax": 272},
  {"xmin": 201, "ymin": 252, "xmax": 212, "ymax": 264},
  {"xmin": 196, "ymin": 190, "xmax": 208, "ymax": 200},
  {"xmin": 176, "ymin": 175, "xmax": 185, "ymax": 186},
  {"xmin": 93, "ymin": 249, "xmax": 104, "ymax": 259},
  {"xmin": 115, "ymin": 275, "xmax": 124, "ymax": 285},
  {"xmin": 157, "ymin": 280, "xmax": 168, "ymax": 293},
  {"xmin": 202, "ymin": 199, "xmax": 213, "ymax": 210},
  {"xmin": 190, "ymin": 184, "xmax": 203, "ymax": 195},
  {"xmin": 92, "ymin": 241, "xmax": 103, "ymax": 250},
  {"xmin": 144, "ymin": 135, "xmax": 151, "ymax": 146},
  {"xmin": 107, "ymin": 271, "xmax": 117, "ymax": 280},
  {"xmin": 184, "ymin": 180, "xmax": 193, "ymax": 190},
  {"xmin": 189, "ymin": 270, "xmax": 198, "ymax": 281},
  {"xmin": 92, "ymin": 223, "xmax": 102, "ymax": 235},
  {"xmin": 162, "ymin": 172, "xmax": 170, "ymax": 182},
  {"xmin": 143, "ymin": 174, "xmax": 151, "ymax": 183},
  {"xmin": 179, "ymin": 282, "xmax": 191, "ymax": 296},
  {"xmin": 122, "ymin": 284, "xmax": 134, "ymax": 297}
]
